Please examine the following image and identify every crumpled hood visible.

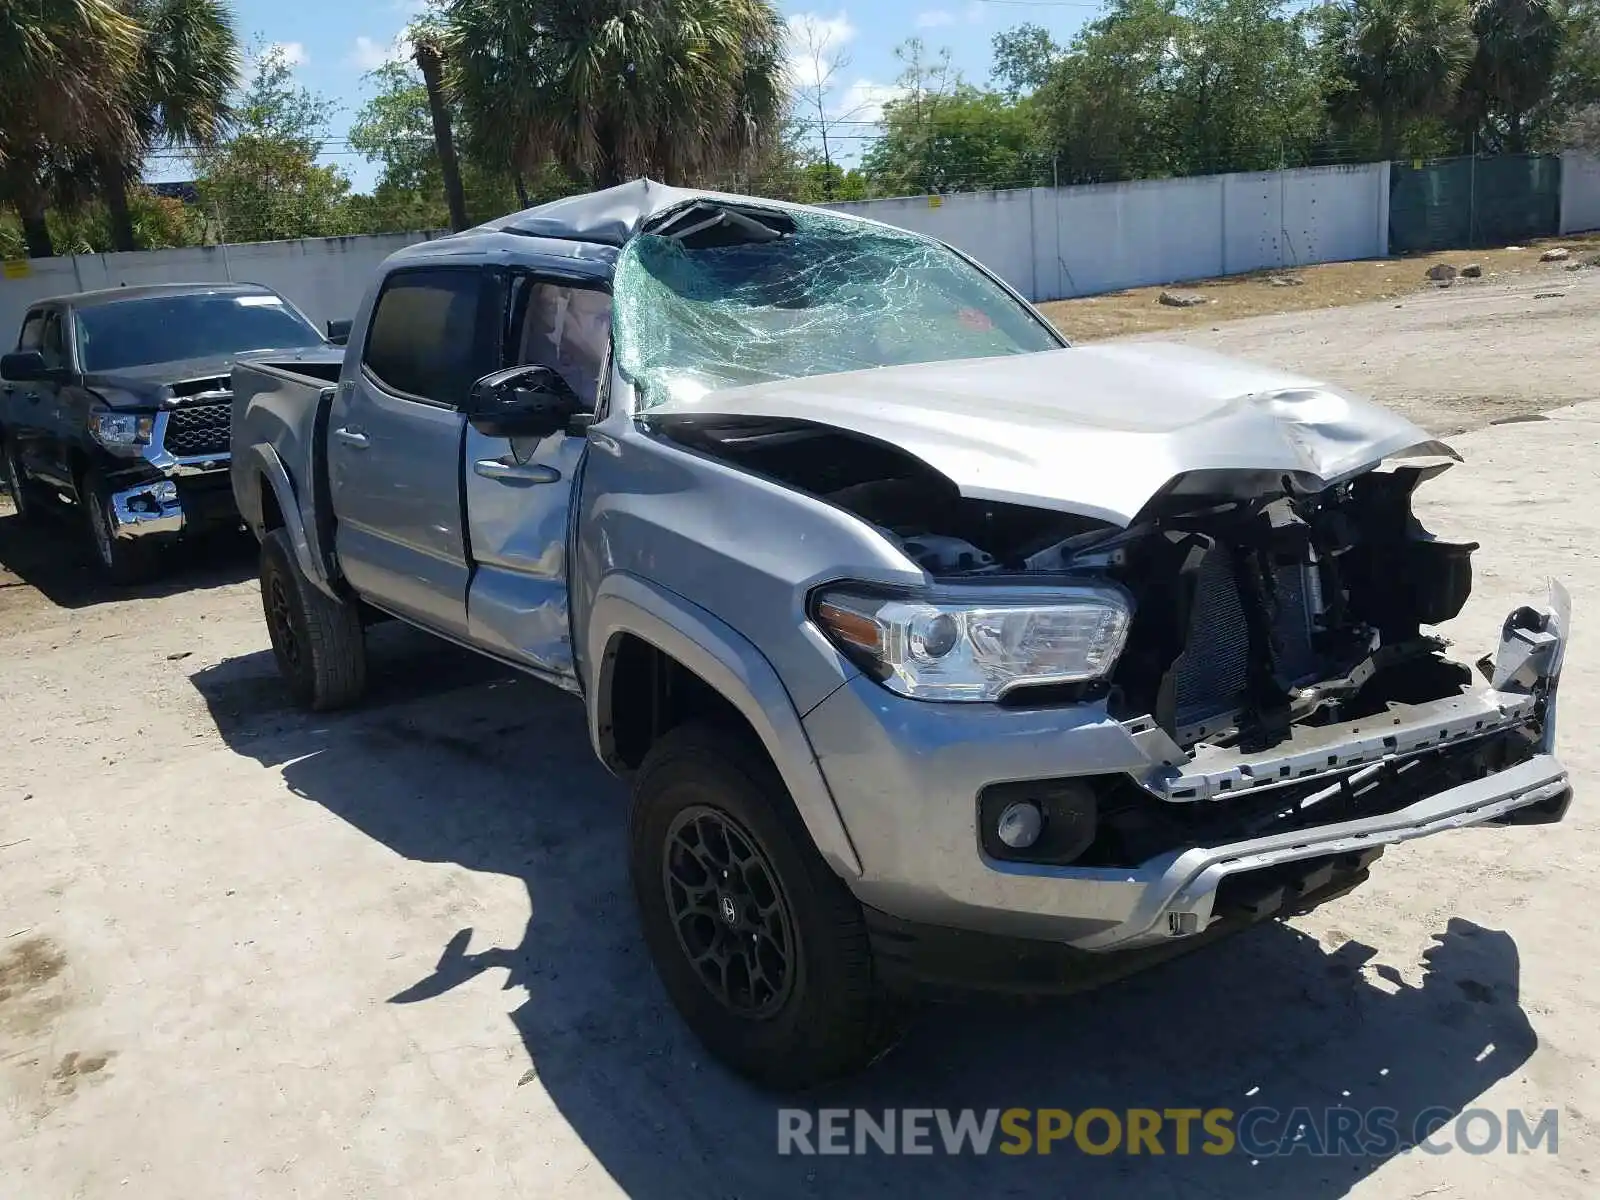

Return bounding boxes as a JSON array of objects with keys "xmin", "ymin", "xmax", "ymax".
[{"xmin": 645, "ymin": 343, "xmax": 1455, "ymax": 526}]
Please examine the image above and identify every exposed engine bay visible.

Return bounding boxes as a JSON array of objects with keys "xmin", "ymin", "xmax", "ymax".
[{"xmin": 656, "ymin": 416, "xmax": 1482, "ymax": 756}]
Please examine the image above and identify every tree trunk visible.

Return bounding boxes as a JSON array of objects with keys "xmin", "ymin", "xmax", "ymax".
[
  {"xmin": 415, "ymin": 41, "xmax": 468, "ymax": 232},
  {"xmin": 1379, "ymin": 110, "xmax": 1399, "ymax": 163},
  {"xmin": 19, "ymin": 193, "xmax": 53, "ymax": 258},
  {"xmin": 595, "ymin": 131, "xmax": 623, "ymax": 189},
  {"xmin": 102, "ymin": 155, "xmax": 136, "ymax": 252},
  {"xmin": 513, "ymin": 171, "xmax": 530, "ymax": 208}
]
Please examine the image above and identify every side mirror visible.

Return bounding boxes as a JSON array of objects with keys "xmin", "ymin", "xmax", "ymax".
[
  {"xmin": 1, "ymin": 350, "xmax": 47, "ymax": 382},
  {"xmin": 326, "ymin": 319, "xmax": 352, "ymax": 346},
  {"xmin": 465, "ymin": 366, "xmax": 585, "ymax": 439}
]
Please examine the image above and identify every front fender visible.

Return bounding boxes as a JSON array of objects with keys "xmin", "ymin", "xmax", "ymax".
[
  {"xmin": 585, "ymin": 571, "xmax": 863, "ymax": 880},
  {"xmin": 235, "ymin": 442, "xmax": 338, "ymax": 600}
]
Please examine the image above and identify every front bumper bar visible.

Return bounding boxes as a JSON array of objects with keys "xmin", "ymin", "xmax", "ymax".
[
  {"xmin": 109, "ymin": 479, "xmax": 184, "ymax": 539},
  {"xmin": 803, "ymin": 583, "xmax": 1571, "ymax": 956}
]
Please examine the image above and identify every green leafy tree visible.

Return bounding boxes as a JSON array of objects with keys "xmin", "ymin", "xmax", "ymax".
[
  {"xmin": 1165, "ymin": 0, "xmax": 1327, "ymax": 173},
  {"xmin": 98, "ymin": 0, "xmax": 239, "ymax": 250},
  {"xmin": 347, "ymin": 58, "xmax": 577, "ymax": 231},
  {"xmin": 1033, "ymin": 0, "xmax": 1192, "ymax": 182},
  {"xmin": 1322, "ymin": 0, "xmax": 1477, "ymax": 160},
  {"xmin": 1456, "ymin": 0, "xmax": 1566, "ymax": 151},
  {"xmin": 865, "ymin": 83, "xmax": 1046, "ymax": 195},
  {"xmin": 0, "ymin": 0, "xmax": 142, "ymax": 256},
  {"xmin": 444, "ymin": 0, "xmax": 787, "ymax": 188},
  {"xmin": 194, "ymin": 44, "xmax": 354, "ymax": 243},
  {"xmin": 990, "ymin": 23, "xmax": 1061, "ymax": 99},
  {"xmin": 1552, "ymin": 0, "xmax": 1600, "ymax": 147}
]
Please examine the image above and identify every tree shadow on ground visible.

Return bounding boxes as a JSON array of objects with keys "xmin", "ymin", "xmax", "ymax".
[{"xmin": 190, "ymin": 636, "xmax": 1540, "ymax": 1199}]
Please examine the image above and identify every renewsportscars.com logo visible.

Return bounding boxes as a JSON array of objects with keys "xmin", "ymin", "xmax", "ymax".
[{"xmin": 777, "ymin": 1107, "xmax": 1559, "ymax": 1158}]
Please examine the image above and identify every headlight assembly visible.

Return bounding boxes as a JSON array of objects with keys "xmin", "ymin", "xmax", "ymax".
[
  {"xmin": 88, "ymin": 410, "xmax": 154, "ymax": 449},
  {"xmin": 813, "ymin": 585, "xmax": 1132, "ymax": 702}
]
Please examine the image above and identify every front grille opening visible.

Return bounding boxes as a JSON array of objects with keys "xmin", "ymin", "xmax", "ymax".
[
  {"xmin": 1212, "ymin": 849, "xmax": 1382, "ymax": 922},
  {"xmin": 165, "ymin": 401, "xmax": 231, "ymax": 456}
]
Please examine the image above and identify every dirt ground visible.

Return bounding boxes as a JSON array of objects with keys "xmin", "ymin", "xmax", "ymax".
[
  {"xmin": 2, "ymin": 273, "xmax": 1599, "ymax": 1198},
  {"xmin": 1043, "ymin": 231, "xmax": 1600, "ymax": 343}
]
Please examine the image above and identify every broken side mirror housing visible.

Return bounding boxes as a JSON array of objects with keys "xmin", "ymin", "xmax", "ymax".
[
  {"xmin": 466, "ymin": 365, "xmax": 585, "ymax": 439},
  {"xmin": 1, "ymin": 350, "xmax": 48, "ymax": 382}
]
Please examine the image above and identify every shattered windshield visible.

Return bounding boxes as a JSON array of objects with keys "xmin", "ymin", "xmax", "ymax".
[{"xmin": 614, "ymin": 207, "xmax": 1061, "ymax": 409}]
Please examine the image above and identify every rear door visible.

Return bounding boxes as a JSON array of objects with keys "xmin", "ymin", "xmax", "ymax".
[
  {"xmin": 463, "ymin": 275, "xmax": 611, "ymax": 682},
  {"xmin": 327, "ymin": 266, "xmax": 496, "ymax": 638},
  {"xmin": 3, "ymin": 309, "xmax": 65, "ymax": 485}
]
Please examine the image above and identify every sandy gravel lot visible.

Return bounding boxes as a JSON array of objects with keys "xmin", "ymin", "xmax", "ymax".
[{"xmin": 1, "ymin": 273, "xmax": 1597, "ymax": 1199}]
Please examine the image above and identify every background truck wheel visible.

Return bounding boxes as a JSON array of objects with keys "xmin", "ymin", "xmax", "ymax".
[
  {"xmin": 80, "ymin": 468, "xmax": 160, "ymax": 585},
  {"xmin": 629, "ymin": 722, "xmax": 899, "ymax": 1090},
  {"xmin": 260, "ymin": 528, "xmax": 367, "ymax": 711}
]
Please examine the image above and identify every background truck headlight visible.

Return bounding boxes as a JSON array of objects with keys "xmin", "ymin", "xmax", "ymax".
[
  {"xmin": 813, "ymin": 586, "xmax": 1132, "ymax": 701},
  {"xmin": 88, "ymin": 411, "xmax": 154, "ymax": 450}
]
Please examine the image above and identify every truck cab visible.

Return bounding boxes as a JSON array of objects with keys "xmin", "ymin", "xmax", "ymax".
[{"xmin": 231, "ymin": 181, "xmax": 1571, "ymax": 1091}]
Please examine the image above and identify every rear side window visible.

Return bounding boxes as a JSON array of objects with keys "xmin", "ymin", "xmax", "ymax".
[{"xmin": 362, "ymin": 269, "xmax": 488, "ymax": 405}]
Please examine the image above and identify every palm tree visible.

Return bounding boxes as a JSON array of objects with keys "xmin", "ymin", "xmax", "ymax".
[
  {"xmin": 97, "ymin": 0, "xmax": 239, "ymax": 251},
  {"xmin": 0, "ymin": 0, "xmax": 143, "ymax": 256},
  {"xmin": 1324, "ymin": 0, "xmax": 1477, "ymax": 159},
  {"xmin": 1458, "ymin": 0, "xmax": 1565, "ymax": 152},
  {"xmin": 413, "ymin": 28, "xmax": 469, "ymax": 231},
  {"xmin": 444, "ymin": 0, "xmax": 787, "ymax": 191}
]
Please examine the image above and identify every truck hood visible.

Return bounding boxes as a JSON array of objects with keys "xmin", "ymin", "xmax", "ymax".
[
  {"xmin": 645, "ymin": 343, "xmax": 1456, "ymax": 526},
  {"xmin": 84, "ymin": 347, "xmax": 328, "ymax": 408}
]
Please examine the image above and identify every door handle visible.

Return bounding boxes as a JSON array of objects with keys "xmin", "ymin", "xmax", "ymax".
[
  {"xmin": 473, "ymin": 457, "xmax": 562, "ymax": 486},
  {"xmin": 333, "ymin": 426, "xmax": 370, "ymax": 449}
]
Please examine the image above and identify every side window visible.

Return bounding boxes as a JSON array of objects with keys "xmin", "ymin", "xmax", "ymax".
[
  {"xmin": 508, "ymin": 279, "xmax": 612, "ymax": 409},
  {"xmin": 362, "ymin": 269, "xmax": 488, "ymax": 405},
  {"xmin": 39, "ymin": 313, "xmax": 66, "ymax": 371},
  {"xmin": 17, "ymin": 312, "xmax": 44, "ymax": 353}
]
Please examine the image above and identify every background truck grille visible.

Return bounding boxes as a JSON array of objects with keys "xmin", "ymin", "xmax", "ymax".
[{"xmin": 164, "ymin": 401, "xmax": 231, "ymax": 457}]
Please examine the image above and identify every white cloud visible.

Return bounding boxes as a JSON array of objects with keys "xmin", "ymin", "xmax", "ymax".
[
  {"xmin": 836, "ymin": 80, "xmax": 906, "ymax": 125},
  {"xmin": 270, "ymin": 41, "xmax": 308, "ymax": 68},
  {"xmin": 349, "ymin": 34, "xmax": 410, "ymax": 72},
  {"xmin": 786, "ymin": 10, "xmax": 858, "ymax": 90},
  {"xmin": 915, "ymin": 4, "xmax": 985, "ymax": 29}
]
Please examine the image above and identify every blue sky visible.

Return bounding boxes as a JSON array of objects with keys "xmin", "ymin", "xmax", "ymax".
[{"xmin": 196, "ymin": 0, "xmax": 1102, "ymax": 192}]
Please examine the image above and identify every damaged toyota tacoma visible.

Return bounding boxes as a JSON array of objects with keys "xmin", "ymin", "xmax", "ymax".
[{"xmin": 232, "ymin": 181, "xmax": 1572, "ymax": 1089}]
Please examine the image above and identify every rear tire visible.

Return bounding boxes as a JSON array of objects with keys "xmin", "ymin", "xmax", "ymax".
[
  {"xmin": 629, "ymin": 722, "xmax": 900, "ymax": 1090},
  {"xmin": 260, "ymin": 528, "xmax": 367, "ymax": 711},
  {"xmin": 81, "ymin": 468, "xmax": 160, "ymax": 585}
]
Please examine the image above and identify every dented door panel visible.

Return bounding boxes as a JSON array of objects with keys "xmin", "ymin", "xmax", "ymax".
[{"xmin": 464, "ymin": 423, "xmax": 586, "ymax": 682}]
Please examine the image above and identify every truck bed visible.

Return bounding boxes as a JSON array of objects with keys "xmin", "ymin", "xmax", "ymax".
[{"xmin": 231, "ymin": 348, "xmax": 350, "ymax": 583}]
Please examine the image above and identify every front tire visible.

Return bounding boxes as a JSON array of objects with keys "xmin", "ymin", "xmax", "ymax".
[
  {"xmin": 629, "ymin": 723, "xmax": 899, "ymax": 1089},
  {"xmin": 81, "ymin": 468, "xmax": 160, "ymax": 585},
  {"xmin": 260, "ymin": 528, "xmax": 367, "ymax": 711}
]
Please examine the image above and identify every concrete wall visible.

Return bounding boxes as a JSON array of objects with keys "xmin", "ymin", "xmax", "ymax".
[
  {"xmin": 0, "ymin": 230, "xmax": 438, "ymax": 344},
  {"xmin": 830, "ymin": 162, "xmax": 1390, "ymax": 302},
  {"xmin": 1560, "ymin": 153, "xmax": 1600, "ymax": 235}
]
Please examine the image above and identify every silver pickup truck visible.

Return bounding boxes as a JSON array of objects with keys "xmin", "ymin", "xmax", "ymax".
[{"xmin": 231, "ymin": 180, "xmax": 1572, "ymax": 1089}]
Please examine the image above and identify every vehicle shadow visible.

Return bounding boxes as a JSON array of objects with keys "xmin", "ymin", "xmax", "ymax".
[
  {"xmin": 0, "ymin": 500, "xmax": 254, "ymax": 608},
  {"xmin": 189, "ymin": 640, "xmax": 1540, "ymax": 1199}
]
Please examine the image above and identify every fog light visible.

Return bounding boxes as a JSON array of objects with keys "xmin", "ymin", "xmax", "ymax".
[{"xmin": 996, "ymin": 800, "xmax": 1044, "ymax": 850}]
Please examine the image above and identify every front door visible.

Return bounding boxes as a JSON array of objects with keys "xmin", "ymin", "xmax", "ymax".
[
  {"xmin": 328, "ymin": 266, "xmax": 495, "ymax": 639},
  {"xmin": 464, "ymin": 276, "xmax": 610, "ymax": 682}
]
